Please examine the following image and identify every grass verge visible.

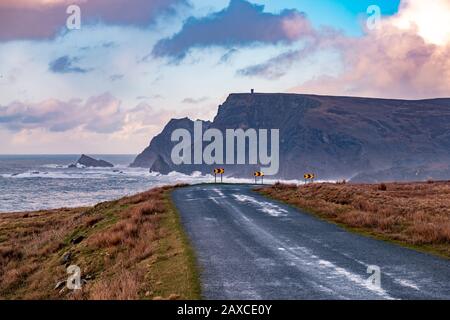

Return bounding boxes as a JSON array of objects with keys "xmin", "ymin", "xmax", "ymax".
[
  {"xmin": 0, "ymin": 184, "xmax": 201, "ymax": 300},
  {"xmin": 258, "ymin": 181, "xmax": 450, "ymax": 260}
]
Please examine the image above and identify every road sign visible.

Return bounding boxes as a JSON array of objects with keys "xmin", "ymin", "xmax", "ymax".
[
  {"xmin": 214, "ymin": 168, "xmax": 225, "ymax": 174},
  {"xmin": 214, "ymin": 168, "xmax": 225, "ymax": 183},
  {"xmin": 304, "ymin": 173, "xmax": 315, "ymax": 179},
  {"xmin": 304, "ymin": 173, "xmax": 315, "ymax": 183},
  {"xmin": 254, "ymin": 171, "xmax": 264, "ymax": 184}
]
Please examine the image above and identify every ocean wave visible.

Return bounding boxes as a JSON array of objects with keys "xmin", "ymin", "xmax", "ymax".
[
  {"xmin": 0, "ymin": 167, "xmax": 151, "ymax": 179},
  {"xmin": 41, "ymin": 164, "xmax": 68, "ymax": 169},
  {"xmin": 1, "ymin": 171, "xmax": 91, "ymax": 179},
  {"xmin": 1, "ymin": 167, "xmax": 335, "ymax": 185},
  {"xmin": 153, "ymin": 171, "xmax": 334, "ymax": 185}
]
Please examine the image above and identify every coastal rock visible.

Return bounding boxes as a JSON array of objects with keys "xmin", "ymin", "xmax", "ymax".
[
  {"xmin": 130, "ymin": 93, "xmax": 450, "ymax": 182},
  {"xmin": 70, "ymin": 235, "xmax": 85, "ymax": 244},
  {"xmin": 149, "ymin": 155, "xmax": 172, "ymax": 175},
  {"xmin": 61, "ymin": 252, "xmax": 72, "ymax": 265},
  {"xmin": 73, "ymin": 155, "xmax": 113, "ymax": 168}
]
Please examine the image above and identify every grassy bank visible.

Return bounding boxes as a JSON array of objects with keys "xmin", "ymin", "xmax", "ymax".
[
  {"xmin": 258, "ymin": 181, "xmax": 450, "ymax": 259},
  {"xmin": 0, "ymin": 185, "xmax": 201, "ymax": 300}
]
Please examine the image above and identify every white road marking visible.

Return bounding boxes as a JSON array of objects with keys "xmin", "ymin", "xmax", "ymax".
[
  {"xmin": 209, "ymin": 196, "xmax": 220, "ymax": 204},
  {"xmin": 226, "ymin": 200, "xmax": 395, "ymax": 299},
  {"xmin": 232, "ymin": 194, "xmax": 288, "ymax": 217},
  {"xmin": 394, "ymin": 279, "xmax": 421, "ymax": 291},
  {"xmin": 213, "ymin": 188, "xmax": 225, "ymax": 197}
]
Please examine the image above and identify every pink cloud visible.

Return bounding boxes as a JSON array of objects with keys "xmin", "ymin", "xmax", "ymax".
[
  {"xmin": 389, "ymin": 0, "xmax": 450, "ymax": 46},
  {"xmin": 0, "ymin": 93, "xmax": 123, "ymax": 133},
  {"xmin": 293, "ymin": 0, "xmax": 450, "ymax": 99},
  {"xmin": 239, "ymin": 0, "xmax": 450, "ymax": 99},
  {"xmin": 0, "ymin": 0, "xmax": 186, "ymax": 41},
  {"xmin": 0, "ymin": 93, "xmax": 181, "ymax": 137},
  {"xmin": 292, "ymin": 25, "xmax": 450, "ymax": 99}
]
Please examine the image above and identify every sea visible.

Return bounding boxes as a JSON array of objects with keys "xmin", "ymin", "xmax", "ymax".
[{"xmin": 0, "ymin": 154, "xmax": 218, "ymax": 213}]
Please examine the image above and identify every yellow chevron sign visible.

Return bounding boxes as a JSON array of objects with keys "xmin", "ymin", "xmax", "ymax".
[
  {"xmin": 254, "ymin": 171, "xmax": 264, "ymax": 177},
  {"xmin": 304, "ymin": 173, "xmax": 315, "ymax": 180},
  {"xmin": 214, "ymin": 168, "xmax": 225, "ymax": 174}
]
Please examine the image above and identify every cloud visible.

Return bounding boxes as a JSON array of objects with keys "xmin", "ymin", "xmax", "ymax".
[
  {"xmin": 298, "ymin": 30, "xmax": 450, "ymax": 98},
  {"xmin": 0, "ymin": 93, "xmax": 123, "ymax": 133},
  {"xmin": 237, "ymin": 50, "xmax": 303, "ymax": 79},
  {"xmin": 236, "ymin": 25, "xmax": 339, "ymax": 79},
  {"xmin": 294, "ymin": 0, "xmax": 450, "ymax": 99},
  {"xmin": 125, "ymin": 102, "xmax": 171, "ymax": 127},
  {"xmin": 152, "ymin": 0, "xmax": 314, "ymax": 60},
  {"xmin": 49, "ymin": 55, "xmax": 90, "ymax": 73},
  {"xmin": 389, "ymin": 0, "xmax": 450, "ymax": 46},
  {"xmin": 0, "ymin": 1, "xmax": 74, "ymax": 8},
  {"xmin": 0, "ymin": 0, "xmax": 187, "ymax": 41},
  {"xmin": 239, "ymin": 0, "xmax": 450, "ymax": 99},
  {"xmin": 109, "ymin": 74, "xmax": 124, "ymax": 81},
  {"xmin": 219, "ymin": 48, "xmax": 238, "ymax": 64},
  {"xmin": 0, "ymin": 93, "xmax": 178, "ymax": 138},
  {"xmin": 181, "ymin": 97, "xmax": 209, "ymax": 104}
]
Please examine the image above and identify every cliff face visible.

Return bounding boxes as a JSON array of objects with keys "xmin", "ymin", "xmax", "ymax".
[
  {"xmin": 131, "ymin": 118, "xmax": 196, "ymax": 168},
  {"xmin": 131, "ymin": 93, "xmax": 450, "ymax": 182},
  {"xmin": 130, "ymin": 117, "xmax": 212, "ymax": 173}
]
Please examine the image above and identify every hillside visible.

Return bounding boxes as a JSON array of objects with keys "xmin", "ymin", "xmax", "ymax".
[
  {"xmin": 131, "ymin": 93, "xmax": 450, "ymax": 182},
  {"xmin": 0, "ymin": 185, "xmax": 200, "ymax": 300}
]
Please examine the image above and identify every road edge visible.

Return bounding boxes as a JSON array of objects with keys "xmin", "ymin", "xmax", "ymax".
[
  {"xmin": 165, "ymin": 188, "xmax": 202, "ymax": 299},
  {"xmin": 256, "ymin": 187, "xmax": 450, "ymax": 261}
]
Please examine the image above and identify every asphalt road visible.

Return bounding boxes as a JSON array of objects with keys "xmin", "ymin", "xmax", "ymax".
[{"xmin": 172, "ymin": 184, "xmax": 450, "ymax": 300}]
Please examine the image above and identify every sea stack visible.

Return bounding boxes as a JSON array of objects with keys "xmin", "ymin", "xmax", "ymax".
[{"xmin": 71, "ymin": 154, "xmax": 114, "ymax": 168}]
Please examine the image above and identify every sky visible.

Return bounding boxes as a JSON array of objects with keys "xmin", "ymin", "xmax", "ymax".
[{"xmin": 0, "ymin": 0, "xmax": 450, "ymax": 154}]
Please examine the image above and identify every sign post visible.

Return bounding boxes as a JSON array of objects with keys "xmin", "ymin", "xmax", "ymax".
[
  {"xmin": 303, "ymin": 173, "xmax": 315, "ymax": 184},
  {"xmin": 214, "ymin": 168, "xmax": 225, "ymax": 183},
  {"xmin": 254, "ymin": 171, "xmax": 264, "ymax": 184}
]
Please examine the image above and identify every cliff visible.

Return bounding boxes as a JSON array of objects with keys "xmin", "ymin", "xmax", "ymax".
[{"xmin": 131, "ymin": 93, "xmax": 450, "ymax": 182}]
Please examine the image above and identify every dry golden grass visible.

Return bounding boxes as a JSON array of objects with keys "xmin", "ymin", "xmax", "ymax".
[
  {"xmin": 259, "ymin": 181, "xmax": 450, "ymax": 258},
  {"xmin": 0, "ymin": 184, "xmax": 199, "ymax": 300}
]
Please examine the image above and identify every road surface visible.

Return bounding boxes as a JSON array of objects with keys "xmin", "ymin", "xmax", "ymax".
[{"xmin": 172, "ymin": 184, "xmax": 450, "ymax": 299}]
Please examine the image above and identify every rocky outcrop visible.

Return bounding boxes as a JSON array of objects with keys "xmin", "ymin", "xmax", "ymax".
[
  {"xmin": 72, "ymin": 154, "xmax": 114, "ymax": 168},
  {"xmin": 150, "ymin": 155, "xmax": 172, "ymax": 175},
  {"xmin": 130, "ymin": 93, "xmax": 450, "ymax": 182},
  {"xmin": 131, "ymin": 118, "xmax": 203, "ymax": 168}
]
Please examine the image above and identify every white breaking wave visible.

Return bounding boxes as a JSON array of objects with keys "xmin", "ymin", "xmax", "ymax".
[
  {"xmin": 41, "ymin": 164, "xmax": 68, "ymax": 169},
  {"xmin": 1, "ymin": 167, "xmax": 151, "ymax": 179}
]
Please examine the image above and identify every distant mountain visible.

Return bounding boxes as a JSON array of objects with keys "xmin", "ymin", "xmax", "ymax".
[{"xmin": 130, "ymin": 93, "xmax": 450, "ymax": 182}]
